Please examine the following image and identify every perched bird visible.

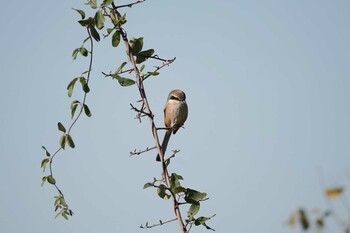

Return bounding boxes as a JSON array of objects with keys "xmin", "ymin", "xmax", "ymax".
[{"xmin": 156, "ymin": 89, "xmax": 188, "ymax": 161}]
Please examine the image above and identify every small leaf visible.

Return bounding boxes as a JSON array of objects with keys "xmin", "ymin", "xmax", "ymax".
[
  {"xmin": 147, "ymin": 71, "xmax": 159, "ymax": 76},
  {"xmin": 67, "ymin": 78, "xmax": 78, "ymax": 97},
  {"xmin": 41, "ymin": 158, "xmax": 50, "ymax": 172},
  {"xmin": 115, "ymin": 62, "xmax": 127, "ymax": 73},
  {"xmin": 83, "ymin": 104, "xmax": 92, "ymax": 117},
  {"xmin": 135, "ymin": 55, "xmax": 146, "ymax": 64},
  {"xmin": 79, "ymin": 47, "xmax": 88, "ymax": 57},
  {"xmin": 140, "ymin": 64, "xmax": 145, "ymax": 72},
  {"xmin": 157, "ymin": 184, "xmax": 170, "ymax": 199},
  {"xmin": 78, "ymin": 17, "xmax": 94, "ymax": 27},
  {"xmin": 90, "ymin": 25, "xmax": 100, "ymax": 42},
  {"xmin": 188, "ymin": 202, "xmax": 200, "ymax": 218},
  {"xmin": 71, "ymin": 100, "xmax": 80, "ymax": 119},
  {"xmin": 60, "ymin": 135, "xmax": 66, "ymax": 149},
  {"xmin": 42, "ymin": 146, "xmax": 51, "ymax": 157},
  {"xmin": 72, "ymin": 8, "xmax": 85, "ymax": 19},
  {"xmin": 139, "ymin": 49, "xmax": 155, "ymax": 58},
  {"xmin": 67, "ymin": 135, "xmax": 75, "ymax": 148},
  {"xmin": 298, "ymin": 208, "xmax": 310, "ymax": 230},
  {"xmin": 143, "ymin": 182, "xmax": 153, "ymax": 189},
  {"xmin": 62, "ymin": 212, "xmax": 68, "ymax": 220},
  {"xmin": 95, "ymin": 11, "xmax": 105, "ymax": 30},
  {"xmin": 185, "ymin": 189, "xmax": 207, "ymax": 204},
  {"xmin": 107, "ymin": 28, "xmax": 114, "ymax": 34},
  {"xmin": 72, "ymin": 48, "xmax": 79, "ymax": 60},
  {"xmin": 57, "ymin": 122, "xmax": 66, "ymax": 133},
  {"xmin": 110, "ymin": 74, "xmax": 135, "ymax": 87},
  {"xmin": 325, "ymin": 187, "xmax": 343, "ymax": 198},
  {"xmin": 130, "ymin": 37, "xmax": 143, "ymax": 55},
  {"xmin": 41, "ymin": 176, "xmax": 47, "ymax": 186},
  {"xmin": 194, "ymin": 216, "xmax": 209, "ymax": 226},
  {"xmin": 86, "ymin": 0, "xmax": 97, "ymax": 9},
  {"xmin": 47, "ymin": 175, "xmax": 56, "ymax": 185},
  {"xmin": 102, "ymin": 0, "xmax": 114, "ymax": 6},
  {"xmin": 60, "ymin": 197, "xmax": 67, "ymax": 207},
  {"xmin": 82, "ymin": 36, "xmax": 90, "ymax": 45},
  {"xmin": 112, "ymin": 30, "xmax": 120, "ymax": 47},
  {"xmin": 79, "ymin": 77, "xmax": 90, "ymax": 93}
]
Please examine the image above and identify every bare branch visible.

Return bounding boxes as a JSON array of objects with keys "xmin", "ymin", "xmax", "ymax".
[
  {"xmin": 140, "ymin": 218, "xmax": 177, "ymax": 229},
  {"xmin": 114, "ymin": 0, "xmax": 146, "ymax": 9},
  {"xmin": 142, "ymin": 57, "xmax": 176, "ymax": 81},
  {"xmin": 130, "ymin": 146, "xmax": 157, "ymax": 156}
]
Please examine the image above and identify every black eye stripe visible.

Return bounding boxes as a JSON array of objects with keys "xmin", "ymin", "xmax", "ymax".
[{"xmin": 170, "ymin": 95, "xmax": 179, "ymax": 100}]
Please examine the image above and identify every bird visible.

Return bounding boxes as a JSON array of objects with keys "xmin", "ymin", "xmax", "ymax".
[{"xmin": 156, "ymin": 89, "xmax": 188, "ymax": 161}]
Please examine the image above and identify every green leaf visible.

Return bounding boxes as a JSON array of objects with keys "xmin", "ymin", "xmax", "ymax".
[
  {"xmin": 119, "ymin": 13, "xmax": 127, "ymax": 25},
  {"xmin": 170, "ymin": 173, "xmax": 183, "ymax": 192},
  {"xmin": 89, "ymin": 25, "xmax": 100, "ymax": 42},
  {"xmin": 41, "ymin": 158, "xmax": 50, "ymax": 172},
  {"xmin": 115, "ymin": 62, "xmax": 127, "ymax": 73},
  {"xmin": 147, "ymin": 71, "xmax": 159, "ymax": 76},
  {"xmin": 194, "ymin": 216, "xmax": 209, "ymax": 226},
  {"xmin": 188, "ymin": 202, "xmax": 200, "ymax": 218},
  {"xmin": 78, "ymin": 17, "xmax": 94, "ymax": 27},
  {"xmin": 86, "ymin": 0, "xmax": 97, "ymax": 9},
  {"xmin": 107, "ymin": 28, "xmax": 114, "ymax": 34},
  {"xmin": 140, "ymin": 64, "xmax": 145, "ymax": 72},
  {"xmin": 130, "ymin": 37, "xmax": 143, "ymax": 55},
  {"xmin": 72, "ymin": 48, "xmax": 79, "ymax": 60},
  {"xmin": 83, "ymin": 104, "xmax": 92, "ymax": 117},
  {"xmin": 135, "ymin": 55, "xmax": 146, "ymax": 64},
  {"xmin": 47, "ymin": 175, "xmax": 56, "ymax": 185},
  {"xmin": 71, "ymin": 100, "xmax": 80, "ymax": 119},
  {"xmin": 67, "ymin": 135, "xmax": 75, "ymax": 148},
  {"xmin": 103, "ymin": 0, "xmax": 114, "ymax": 7},
  {"xmin": 72, "ymin": 8, "xmax": 85, "ymax": 19},
  {"xmin": 82, "ymin": 36, "xmax": 90, "ymax": 45},
  {"xmin": 67, "ymin": 77, "xmax": 78, "ymax": 97},
  {"xmin": 41, "ymin": 176, "xmax": 47, "ymax": 186},
  {"xmin": 157, "ymin": 184, "xmax": 170, "ymax": 199},
  {"xmin": 60, "ymin": 135, "xmax": 66, "ymax": 149},
  {"xmin": 79, "ymin": 77, "xmax": 90, "ymax": 93},
  {"xmin": 143, "ymin": 182, "xmax": 153, "ymax": 189},
  {"xmin": 79, "ymin": 47, "xmax": 88, "ymax": 57},
  {"xmin": 110, "ymin": 74, "xmax": 135, "ymax": 87},
  {"xmin": 139, "ymin": 49, "xmax": 155, "ymax": 58},
  {"xmin": 185, "ymin": 189, "xmax": 207, "ymax": 204},
  {"xmin": 62, "ymin": 212, "xmax": 68, "ymax": 220},
  {"xmin": 95, "ymin": 11, "xmax": 105, "ymax": 30},
  {"xmin": 60, "ymin": 197, "xmax": 67, "ymax": 207},
  {"xmin": 112, "ymin": 30, "xmax": 120, "ymax": 47},
  {"xmin": 42, "ymin": 146, "xmax": 51, "ymax": 157},
  {"xmin": 57, "ymin": 122, "xmax": 66, "ymax": 133}
]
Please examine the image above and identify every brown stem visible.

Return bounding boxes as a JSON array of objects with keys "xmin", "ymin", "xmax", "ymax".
[{"xmin": 111, "ymin": 4, "xmax": 187, "ymax": 233}]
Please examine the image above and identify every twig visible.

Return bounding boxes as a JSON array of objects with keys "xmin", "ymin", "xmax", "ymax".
[
  {"xmin": 47, "ymin": 27, "xmax": 95, "ymax": 217},
  {"xmin": 142, "ymin": 57, "xmax": 176, "ymax": 81},
  {"xmin": 140, "ymin": 218, "xmax": 177, "ymax": 229},
  {"xmin": 130, "ymin": 146, "xmax": 156, "ymax": 156},
  {"xmin": 111, "ymin": 3, "xmax": 187, "ymax": 233},
  {"xmin": 114, "ymin": 0, "xmax": 146, "ymax": 9}
]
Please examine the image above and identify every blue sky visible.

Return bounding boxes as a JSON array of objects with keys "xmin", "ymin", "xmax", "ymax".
[{"xmin": 1, "ymin": 1, "xmax": 350, "ymax": 233}]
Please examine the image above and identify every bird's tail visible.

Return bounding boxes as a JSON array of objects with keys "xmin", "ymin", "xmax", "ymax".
[{"xmin": 156, "ymin": 129, "xmax": 172, "ymax": 161}]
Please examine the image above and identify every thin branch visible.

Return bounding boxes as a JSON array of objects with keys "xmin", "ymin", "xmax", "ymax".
[
  {"xmin": 142, "ymin": 57, "xmax": 176, "ymax": 81},
  {"xmin": 140, "ymin": 218, "xmax": 177, "ymax": 229},
  {"xmin": 111, "ymin": 4, "xmax": 187, "ymax": 233},
  {"xmin": 130, "ymin": 146, "xmax": 157, "ymax": 156},
  {"xmin": 114, "ymin": 0, "xmax": 146, "ymax": 9},
  {"xmin": 46, "ymin": 27, "xmax": 94, "ymax": 217}
]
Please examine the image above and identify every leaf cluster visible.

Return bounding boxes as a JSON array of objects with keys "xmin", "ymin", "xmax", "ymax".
[{"xmin": 144, "ymin": 173, "xmax": 214, "ymax": 231}]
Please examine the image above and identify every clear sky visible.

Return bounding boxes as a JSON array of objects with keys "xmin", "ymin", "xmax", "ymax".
[{"xmin": 1, "ymin": 1, "xmax": 350, "ymax": 233}]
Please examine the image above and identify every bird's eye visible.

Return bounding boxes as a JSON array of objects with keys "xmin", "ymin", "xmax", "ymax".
[{"xmin": 170, "ymin": 95, "xmax": 179, "ymax": 100}]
